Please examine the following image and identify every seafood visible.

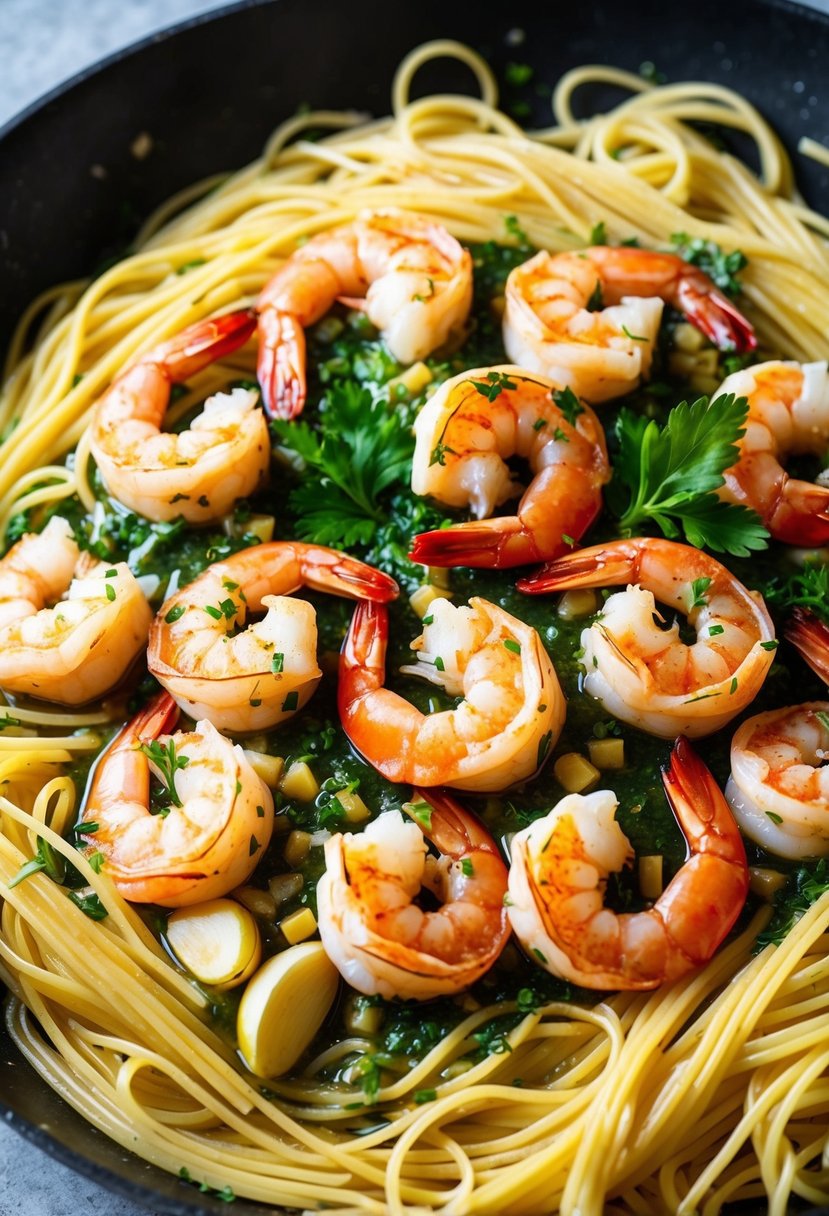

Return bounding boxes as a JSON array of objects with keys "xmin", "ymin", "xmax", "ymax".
[
  {"xmin": 520, "ymin": 537, "xmax": 776, "ymax": 738},
  {"xmin": 716, "ymin": 360, "xmax": 829, "ymax": 545},
  {"xmin": 317, "ymin": 791, "xmax": 510, "ymax": 999},
  {"xmin": 507, "ymin": 737, "xmax": 749, "ymax": 989},
  {"xmin": 0, "ymin": 516, "xmax": 151, "ymax": 705},
  {"xmin": 787, "ymin": 606, "xmax": 829, "ymax": 685},
  {"xmin": 90, "ymin": 309, "xmax": 269, "ymax": 523},
  {"xmin": 80, "ymin": 691, "xmax": 273, "ymax": 906},
  {"xmin": 148, "ymin": 542, "xmax": 398, "ymax": 733},
  {"xmin": 256, "ymin": 209, "xmax": 473, "ymax": 418},
  {"xmin": 503, "ymin": 246, "xmax": 756, "ymax": 403},
  {"xmin": 409, "ymin": 365, "xmax": 610, "ymax": 567},
  {"xmin": 338, "ymin": 596, "xmax": 564, "ymax": 791},
  {"xmin": 727, "ymin": 703, "xmax": 829, "ymax": 858}
]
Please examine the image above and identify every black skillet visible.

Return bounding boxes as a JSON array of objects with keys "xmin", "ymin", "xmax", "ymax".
[{"xmin": 1, "ymin": 0, "xmax": 828, "ymax": 1211}]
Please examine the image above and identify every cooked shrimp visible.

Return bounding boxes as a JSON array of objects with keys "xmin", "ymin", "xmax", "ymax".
[
  {"xmin": 715, "ymin": 360, "xmax": 829, "ymax": 545},
  {"xmin": 520, "ymin": 537, "xmax": 776, "ymax": 738},
  {"xmin": 0, "ymin": 516, "xmax": 151, "ymax": 705},
  {"xmin": 80, "ymin": 691, "xmax": 273, "ymax": 906},
  {"xmin": 256, "ymin": 209, "xmax": 473, "ymax": 418},
  {"xmin": 408, "ymin": 366, "xmax": 610, "ymax": 568},
  {"xmin": 787, "ymin": 606, "xmax": 829, "ymax": 685},
  {"xmin": 317, "ymin": 789, "xmax": 509, "ymax": 999},
  {"xmin": 148, "ymin": 542, "xmax": 397, "ymax": 733},
  {"xmin": 727, "ymin": 703, "xmax": 829, "ymax": 859},
  {"xmin": 507, "ymin": 737, "xmax": 748, "ymax": 989},
  {"xmin": 338, "ymin": 596, "xmax": 564, "ymax": 792},
  {"xmin": 503, "ymin": 247, "xmax": 756, "ymax": 403},
  {"xmin": 90, "ymin": 309, "xmax": 269, "ymax": 523}
]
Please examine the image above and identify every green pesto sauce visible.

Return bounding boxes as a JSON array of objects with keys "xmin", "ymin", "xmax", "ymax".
[{"xmin": 16, "ymin": 236, "xmax": 826, "ymax": 1104}]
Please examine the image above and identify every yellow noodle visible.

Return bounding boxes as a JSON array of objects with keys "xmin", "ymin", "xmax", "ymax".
[{"xmin": 1, "ymin": 38, "xmax": 829, "ymax": 1216}]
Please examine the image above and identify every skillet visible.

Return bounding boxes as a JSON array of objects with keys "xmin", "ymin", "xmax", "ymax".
[{"xmin": 1, "ymin": 0, "xmax": 829, "ymax": 1210}]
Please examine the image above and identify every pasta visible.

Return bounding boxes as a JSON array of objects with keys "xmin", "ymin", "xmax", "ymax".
[{"xmin": 2, "ymin": 38, "xmax": 829, "ymax": 1215}]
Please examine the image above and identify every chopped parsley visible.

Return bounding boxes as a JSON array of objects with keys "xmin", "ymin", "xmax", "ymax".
[{"xmin": 139, "ymin": 738, "xmax": 190, "ymax": 807}]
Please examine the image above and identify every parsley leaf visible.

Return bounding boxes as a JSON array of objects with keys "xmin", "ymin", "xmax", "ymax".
[
  {"xmin": 139, "ymin": 738, "xmax": 190, "ymax": 807},
  {"xmin": 608, "ymin": 393, "xmax": 769, "ymax": 557},
  {"xmin": 272, "ymin": 382, "xmax": 413, "ymax": 548}
]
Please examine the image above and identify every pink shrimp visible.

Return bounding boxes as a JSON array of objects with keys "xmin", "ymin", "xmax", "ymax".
[
  {"xmin": 715, "ymin": 360, "xmax": 829, "ymax": 546},
  {"xmin": 408, "ymin": 366, "xmax": 610, "ymax": 568},
  {"xmin": 256, "ymin": 209, "xmax": 473, "ymax": 418},
  {"xmin": 89, "ymin": 309, "xmax": 268, "ymax": 523},
  {"xmin": 316, "ymin": 788, "xmax": 510, "ymax": 999},
  {"xmin": 507, "ymin": 737, "xmax": 749, "ymax": 989},
  {"xmin": 503, "ymin": 246, "xmax": 755, "ymax": 403},
  {"xmin": 80, "ymin": 691, "xmax": 273, "ymax": 907}
]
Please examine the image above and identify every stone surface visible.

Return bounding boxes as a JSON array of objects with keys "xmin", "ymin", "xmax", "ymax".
[{"xmin": 1, "ymin": 0, "xmax": 829, "ymax": 1212}]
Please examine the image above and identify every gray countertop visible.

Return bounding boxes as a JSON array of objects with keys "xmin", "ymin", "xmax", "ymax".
[{"xmin": 1, "ymin": 0, "xmax": 829, "ymax": 1213}]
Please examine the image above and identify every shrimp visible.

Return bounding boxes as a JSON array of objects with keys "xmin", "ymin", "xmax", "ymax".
[
  {"xmin": 256, "ymin": 209, "xmax": 473, "ymax": 418},
  {"xmin": 0, "ymin": 516, "xmax": 152, "ymax": 705},
  {"xmin": 502, "ymin": 247, "xmax": 756, "ymax": 403},
  {"xmin": 520, "ymin": 537, "xmax": 776, "ymax": 738},
  {"xmin": 408, "ymin": 366, "xmax": 610, "ymax": 568},
  {"xmin": 316, "ymin": 789, "xmax": 509, "ymax": 999},
  {"xmin": 89, "ymin": 309, "xmax": 270, "ymax": 523},
  {"xmin": 726, "ymin": 703, "xmax": 829, "ymax": 859},
  {"xmin": 80, "ymin": 691, "xmax": 273, "ymax": 906},
  {"xmin": 787, "ymin": 606, "xmax": 829, "ymax": 685},
  {"xmin": 507, "ymin": 737, "xmax": 748, "ymax": 990},
  {"xmin": 148, "ymin": 542, "xmax": 398, "ymax": 733},
  {"xmin": 715, "ymin": 361, "xmax": 829, "ymax": 545},
  {"xmin": 338, "ymin": 596, "xmax": 565, "ymax": 792}
]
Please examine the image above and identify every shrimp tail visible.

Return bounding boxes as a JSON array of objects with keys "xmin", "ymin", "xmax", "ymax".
[
  {"xmin": 769, "ymin": 480, "xmax": 829, "ymax": 546},
  {"xmin": 658, "ymin": 736, "xmax": 748, "ymax": 966},
  {"xmin": 150, "ymin": 309, "xmax": 257, "ymax": 381},
  {"xmin": 130, "ymin": 689, "xmax": 182, "ymax": 741},
  {"xmin": 256, "ymin": 307, "xmax": 307, "ymax": 419},
  {"xmin": 410, "ymin": 518, "xmax": 554, "ymax": 569},
  {"xmin": 409, "ymin": 786, "xmax": 502, "ymax": 858},
  {"xmin": 786, "ymin": 607, "xmax": 829, "ymax": 685},
  {"xmin": 339, "ymin": 600, "xmax": 388, "ymax": 706},
  {"xmin": 517, "ymin": 542, "xmax": 634, "ymax": 594},
  {"xmin": 298, "ymin": 547, "xmax": 399, "ymax": 602},
  {"xmin": 676, "ymin": 280, "xmax": 757, "ymax": 354}
]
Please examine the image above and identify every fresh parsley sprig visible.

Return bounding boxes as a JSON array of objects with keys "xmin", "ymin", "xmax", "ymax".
[
  {"xmin": 139, "ymin": 738, "xmax": 190, "ymax": 807},
  {"xmin": 607, "ymin": 393, "xmax": 769, "ymax": 557},
  {"xmin": 272, "ymin": 382, "xmax": 414, "ymax": 548}
]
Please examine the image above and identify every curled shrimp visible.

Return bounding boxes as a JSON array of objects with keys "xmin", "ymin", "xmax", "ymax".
[
  {"xmin": 715, "ymin": 360, "xmax": 829, "ymax": 545},
  {"xmin": 0, "ymin": 516, "xmax": 151, "ymax": 705},
  {"xmin": 80, "ymin": 691, "xmax": 273, "ymax": 906},
  {"xmin": 507, "ymin": 737, "xmax": 748, "ymax": 990},
  {"xmin": 90, "ymin": 309, "xmax": 269, "ymax": 523},
  {"xmin": 338, "ymin": 596, "xmax": 565, "ymax": 792},
  {"xmin": 787, "ymin": 606, "xmax": 829, "ymax": 685},
  {"xmin": 408, "ymin": 366, "xmax": 610, "ymax": 568},
  {"xmin": 520, "ymin": 537, "xmax": 776, "ymax": 738},
  {"xmin": 503, "ymin": 246, "xmax": 756, "ymax": 403},
  {"xmin": 256, "ymin": 209, "xmax": 473, "ymax": 418},
  {"xmin": 148, "ymin": 542, "xmax": 398, "ymax": 734},
  {"xmin": 727, "ymin": 703, "xmax": 829, "ymax": 859},
  {"xmin": 317, "ymin": 789, "xmax": 510, "ymax": 999}
]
